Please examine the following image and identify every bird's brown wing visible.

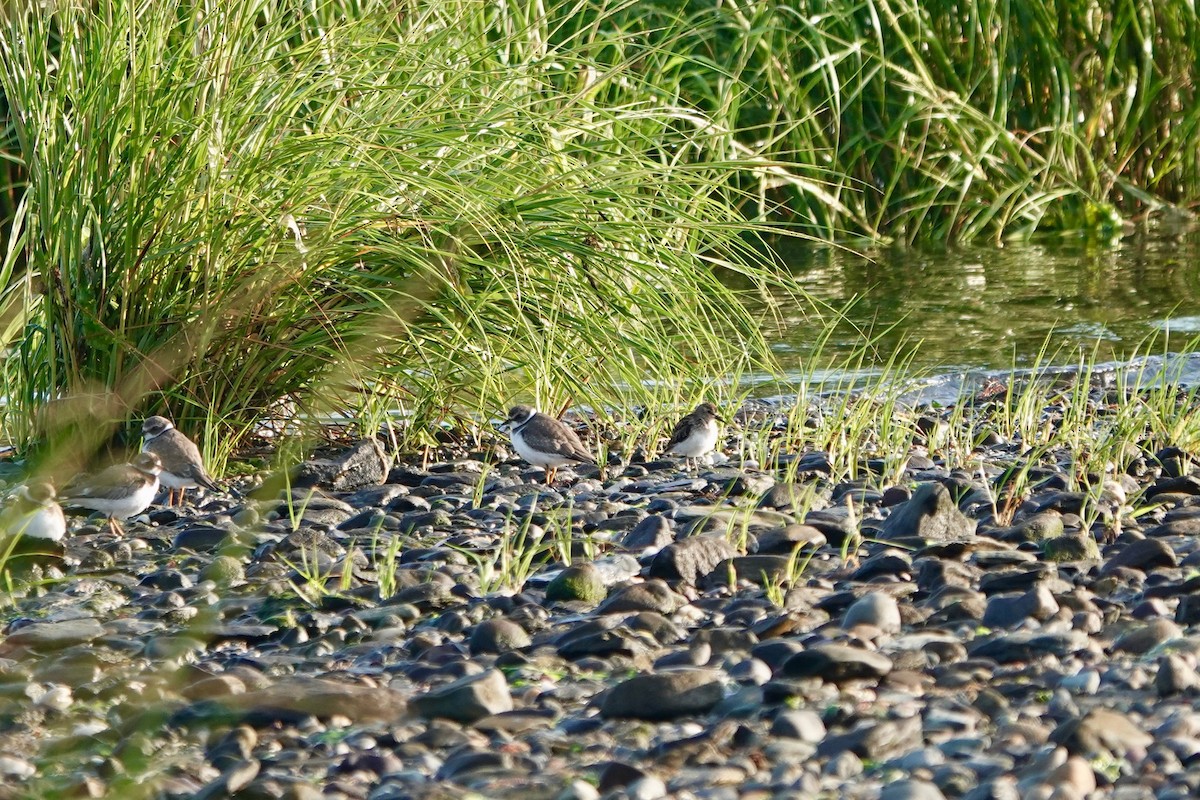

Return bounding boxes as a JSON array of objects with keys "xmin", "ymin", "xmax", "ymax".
[
  {"xmin": 665, "ymin": 413, "xmax": 698, "ymax": 450},
  {"xmin": 66, "ymin": 465, "xmax": 147, "ymax": 501},
  {"xmin": 525, "ymin": 419, "xmax": 596, "ymax": 464}
]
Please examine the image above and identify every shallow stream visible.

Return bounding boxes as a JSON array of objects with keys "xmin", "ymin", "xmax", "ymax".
[{"xmin": 757, "ymin": 229, "xmax": 1200, "ymax": 404}]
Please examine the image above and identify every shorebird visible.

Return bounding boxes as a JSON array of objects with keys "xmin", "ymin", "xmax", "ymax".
[
  {"xmin": 665, "ymin": 402, "xmax": 725, "ymax": 470},
  {"xmin": 1, "ymin": 482, "xmax": 67, "ymax": 546},
  {"xmin": 503, "ymin": 405, "xmax": 596, "ymax": 483},
  {"xmin": 141, "ymin": 416, "xmax": 220, "ymax": 505},
  {"xmin": 63, "ymin": 452, "xmax": 162, "ymax": 535}
]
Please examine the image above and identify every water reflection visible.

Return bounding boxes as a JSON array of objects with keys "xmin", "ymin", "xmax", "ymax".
[{"xmin": 764, "ymin": 231, "xmax": 1200, "ymax": 376}]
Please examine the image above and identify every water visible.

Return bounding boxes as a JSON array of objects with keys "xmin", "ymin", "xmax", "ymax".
[{"xmin": 756, "ymin": 229, "xmax": 1200, "ymax": 404}]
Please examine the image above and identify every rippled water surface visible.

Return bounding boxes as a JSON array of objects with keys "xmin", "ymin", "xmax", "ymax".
[{"xmin": 754, "ymin": 230, "xmax": 1200, "ymax": 402}]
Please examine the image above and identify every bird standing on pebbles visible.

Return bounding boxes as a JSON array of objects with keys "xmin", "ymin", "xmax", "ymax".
[
  {"xmin": 1, "ymin": 482, "xmax": 67, "ymax": 546},
  {"xmin": 665, "ymin": 402, "xmax": 725, "ymax": 469},
  {"xmin": 504, "ymin": 404, "xmax": 596, "ymax": 483},
  {"xmin": 63, "ymin": 452, "xmax": 162, "ymax": 536},
  {"xmin": 141, "ymin": 416, "xmax": 220, "ymax": 506}
]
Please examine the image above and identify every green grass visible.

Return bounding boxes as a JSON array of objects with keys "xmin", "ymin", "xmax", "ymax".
[{"xmin": 0, "ymin": 0, "xmax": 791, "ymax": 472}]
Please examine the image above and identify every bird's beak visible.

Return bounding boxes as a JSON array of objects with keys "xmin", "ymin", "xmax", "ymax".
[{"xmin": 715, "ymin": 414, "xmax": 727, "ymax": 423}]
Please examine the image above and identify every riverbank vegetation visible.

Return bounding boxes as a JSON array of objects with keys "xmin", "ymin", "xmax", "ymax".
[{"xmin": 1, "ymin": 0, "xmax": 1198, "ymax": 464}]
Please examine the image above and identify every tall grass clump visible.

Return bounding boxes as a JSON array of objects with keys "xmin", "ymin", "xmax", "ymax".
[
  {"xmin": 555, "ymin": 0, "xmax": 1200, "ymax": 243},
  {"xmin": 0, "ymin": 0, "xmax": 791, "ymax": 471}
]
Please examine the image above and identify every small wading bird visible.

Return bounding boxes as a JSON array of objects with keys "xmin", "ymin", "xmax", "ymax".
[
  {"xmin": 63, "ymin": 452, "xmax": 163, "ymax": 536},
  {"xmin": 141, "ymin": 416, "xmax": 220, "ymax": 505},
  {"xmin": 504, "ymin": 404, "xmax": 596, "ymax": 483},
  {"xmin": 0, "ymin": 482, "xmax": 67, "ymax": 557},
  {"xmin": 665, "ymin": 402, "xmax": 725, "ymax": 470}
]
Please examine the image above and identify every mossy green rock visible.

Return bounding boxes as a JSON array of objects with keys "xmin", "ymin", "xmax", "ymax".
[
  {"xmin": 545, "ymin": 563, "xmax": 607, "ymax": 605},
  {"xmin": 1014, "ymin": 511, "xmax": 1065, "ymax": 542},
  {"xmin": 201, "ymin": 556, "xmax": 246, "ymax": 585},
  {"xmin": 1042, "ymin": 534, "xmax": 1100, "ymax": 562}
]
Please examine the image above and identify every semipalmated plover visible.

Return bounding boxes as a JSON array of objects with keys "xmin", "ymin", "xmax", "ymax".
[
  {"xmin": 1, "ymin": 482, "xmax": 67, "ymax": 544},
  {"xmin": 504, "ymin": 405, "xmax": 596, "ymax": 483},
  {"xmin": 142, "ymin": 416, "xmax": 220, "ymax": 505},
  {"xmin": 63, "ymin": 452, "xmax": 162, "ymax": 535},
  {"xmin": 665, "ymin": 402, "xmax": 725, "ymax": 469}
]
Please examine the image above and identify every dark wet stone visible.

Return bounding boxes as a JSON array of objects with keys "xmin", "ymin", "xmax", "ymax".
[
  {"xmin": 982, "ymin": 587, "xmax": 1059, "ymax": 628},
  {"xmin": 411, "ymin": 668, "xmax": 513, "ymax": 723},
  {"xmin": 782, "ymin": 644, "xmax": 892, "ymax": 684},
  {"xmin": 595, "ymin": 580, "xmax": 684, "ymax": 615},
  {"xmin": 1049, "ymin": 708, "xmax": 1153, "ymax": 759},
  {"xmin": 750, "ymin": 640, "xmax": 805, "ymax": 671},
  {"xmin": 468, "ymin": 619, "xmax": 531, "ymax": 654},
  {"xmin": 968, "ymin": 629, "xmax": 1091, "ymax": 662},
  {"xmin": 292, "ymin": 439, "xmax": 392, "ymax": 491},
  {"xmin": 173, "ymin": 525, "xmax": 233, "ymax": 552},
  {"xmin": 545, "ymin": 563, "xmax": 607, "ymax": 604},
  {"xmin": 557, "ymin": 626, "xmax": 653, "ymax": 660},
  {"xmin": 1147, "ymin": 475, "xmax": 1200, "ymax": 499},
  {"xmin": 842, "ymin": 592, "xmax": 901, "ymax": 634},
  {"xmin": 757, "ymin": 483, "xmax": 817, "ymax": 512},
  {"xmin": 648, "ymin": 534, "xmax": 737, "ymax": 585},
  {"xmin": 850, "ymin": 551, "xmax": 913, "ymax": 582},
  {"xmin": 600, "ymin": 669, "xmax": 723, "ymax": 720},
  {"xmin": 978, "ymin": 563, "xmax": 1053, "ymax": 594},
  {"xmin": 139, "ymin": 569, "xmax": 193, "ymax": 591},
  {"xmin": 1103, "ymin": 537, "xmax": 1178, "ymax": 573},
  {"xmin": 880, "ymin": 482, "xmax": 976, "ymax": 543}
]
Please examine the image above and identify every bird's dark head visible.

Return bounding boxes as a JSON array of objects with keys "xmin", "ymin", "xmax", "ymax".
[
  {"xmin": 142, "ymin": 416, "xmax": 174, "ymax": 439},
  {"xmin": 505, "ymin": 405, "xmax": 536, "ymax": 427},
  {"xmin": 695, "ymin": 402, "xmax": 725, "ymax": 422}
]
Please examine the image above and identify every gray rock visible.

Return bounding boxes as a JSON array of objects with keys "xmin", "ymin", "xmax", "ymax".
[
  {"xmin": 5, "ymin": 618, "xmax": 104, "ymax": 650},
  {"xmin": 982, "ymin": 587, "xmax": 1059, "ymax": 628},
  {"xmin": 596, "ymin": 580, "xmax": 684, "ymax": 615},
  {"xmin": 545, "ymin": 563, "xmax": 607, "ymax": 604},
  {"xmin": 782, "ymin": 644, "xmax": 893, "ymax": 684},
  {"xmin": 468, "ymin": 619, "xmax": 531, "ymax": 654},
  {"xmin": 1112, "ymin": 618, "xmax": 1181, "ymax": 654},
  {"xmin": 770, "ymin": 709, "xmax": 826, "ymax": 742},
  {"xmin": 754, "ymin": 523, "xmax": 827, "ymax": 554},
  {"xmin": 1049, "ymin": 708, "xmax": 1153, "ymax": 759},
  {"xmin": 600, "ymin": 669, "xmax": 723, "ymax": 720},
  {"xmin": 622, "ymin": 515, "xmax": 674, "ymax": 550},
  {"xmin": 1156, "ymin": 654, "xmax": 1200, "ymax": 696},
  {"xmin": 235, "ymin": 676, "xmax": 408, "ymax": 722},
  {"xmin": 879, "ymin": 482, "xmax": 976, "ymax": 543},
  {"xmin": 1102, "ymin": 537, "xmax": 1177, "ymax": 573},
  {"xmin": 881, "ymin": 779, "xmax": 948, "ymax": 800},
  {"xmin": 704, "ymin": 555, "xmax": 791, "ymax": 588},
  {"xmin": 648, "ymin": 534, "xmax": 737, "ymax": 585},
  {"xmin": 842, "ymin": 592, "xmax": 902, "ymax": 634},
  {"xmin": 818, "ymin": 715, "xmax": 922, "ymax": 760},
  {"xmin": 292, "ymin": 439, "xmax": 392, "ymax": 491},
  {"xmin": 411, "ymin": 669, "xmax": 513, "ymax": 723}
]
